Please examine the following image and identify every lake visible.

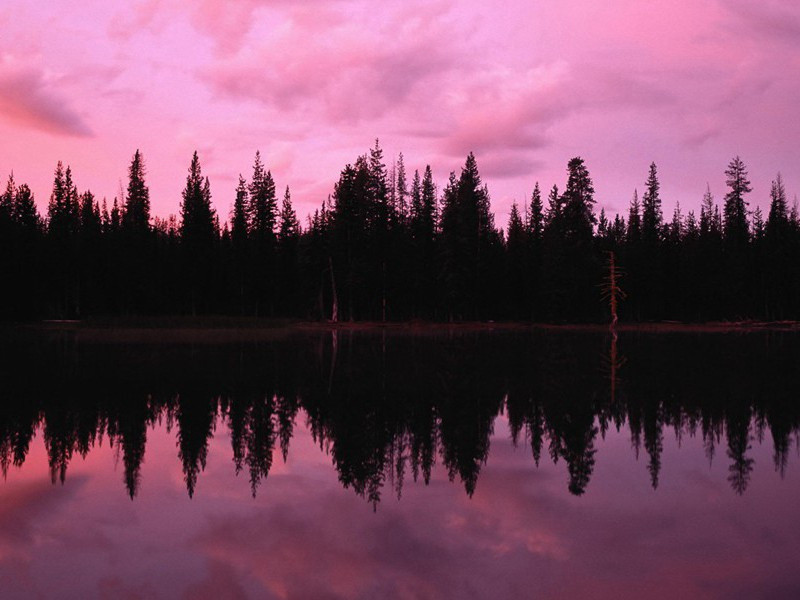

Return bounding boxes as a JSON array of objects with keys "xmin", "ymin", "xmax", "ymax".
[{"xmin": 1, "ymin": 327, "xmax": 799, "ymax": 599}]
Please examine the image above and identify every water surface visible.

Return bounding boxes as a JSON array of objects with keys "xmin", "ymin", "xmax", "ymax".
[{"xmin": 1, "ymin": 328, "xmax": 799, "ymax": 599}]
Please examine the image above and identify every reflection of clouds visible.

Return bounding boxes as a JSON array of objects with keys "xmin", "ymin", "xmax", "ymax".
[
  {"xmin": 0, "ymin": 477, "xmax": 86, "ymax": 557},
  {"xmin": 1, "ymin": 417, "xmax": 799, "ymax": 598},
  {"xmin": 0, "ymin": 477, "xmax": 86, "ymax": 598}
]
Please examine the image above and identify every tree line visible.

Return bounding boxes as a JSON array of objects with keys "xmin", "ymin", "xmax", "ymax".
[
  {"xmin": 1, "ymin": 142, "xmax": 799, "ymax": 321},
  {"xmin": 2, "ymin": 329, "xmax": 797, "ymax": 500}
]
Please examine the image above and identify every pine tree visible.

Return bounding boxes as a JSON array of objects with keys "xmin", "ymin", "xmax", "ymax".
[
  {"xmin": 561, "ymin": 157, "xmax": 596, "ymax": 242},
  {"xmin": 545, "ymin": 184, "xmax": 561, "ymax": 228},
  {"xmin": 47, "ymin": 162, "xmax": 80, "ymax": 239},
  {"xmin": 409, "ymin": 169, "xmax": 423, "ymax": 233},
  {"xmin": 180, "ymin": 152, "xmax": 216, "ymax": 245},
  {"xmin": 111, "ymin": 197, "xmax": 121, "ymax": 232},
  {"xmin": 122, "ymin": 150, "xmax": 150, "ymax": 235},
  {"xmin": 231, "ymin": 175, "xmax": 249, "ymax": 248},
  {"xmin": 248, "ymin": 152, "xmax": 277, "ymax": 241},
  {"xmin": 0, "ymin": 172, "xmax": 15, "ymax": 227},
  {"xmin": 752, "ymin": 207, "xmax": 765, "ymax": 241},
  {"xmin": 685, "ymin": 211, "xmax": 698, "ymax": 241},
  {"xmin": 700, "ymin": 184, "xmax": 717, "ymax": 238},
  {"xmin": 506, "ymin": 201, "xmax": 528, "ymax": 317},
  {"xmin": 669, "ymin": 202, "xmax": 683, "ymax": 244},
  {"xmin": 80, "ymin": 191, "xmax": 102, "ymax": 236},
  {"xmin": 641, "ymin": 162, "xmax": 663, "ymax": 245},
  {"xmin": 367, "ymin": 140, "xmax": 394, "ymax": 320},
  {"xmin": 421, "ymin": 165, "xmax": 437, "ymax": 236},
  {"xmin": 278, "ymin": 186, "xmax": 300, "ymax": 242},
  {"xmin": 13, "ymin": 184, "xmax": 38, "ymax": 233},
  {"xmin": 767, "ymin": 172, "xmax": 789, "ymax": 239},
  {"xmin": 277, "ymin": 185, "xmax": 301, "ymax": 314},
  {"xmin": 723, "ymin": 156, "xmax": 752, "ymax": 246},
  {"xmin": 180, "ymin": 152, "xmax": 217, "ymax": 313},
  {"xmin": 528, "ymin": 182, "xmax": 544, "ymax": 242},
  {"xmin": 395, "ymin": 152, "xmax": 408, "ymax": 223},
  {"xmin": 627, "ymin": 189, "xmax": 641, "ymax": 244}
]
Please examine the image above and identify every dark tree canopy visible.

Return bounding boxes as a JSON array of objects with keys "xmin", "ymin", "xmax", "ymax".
[{"xmin": 0, "ymin": 148, "xmax": 799, "ymax": 323}]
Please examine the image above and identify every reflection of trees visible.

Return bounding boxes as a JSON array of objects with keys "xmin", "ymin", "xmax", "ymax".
[{"xmin": 0, "ymin": 330, "xmax": 799, "ymax": 501}]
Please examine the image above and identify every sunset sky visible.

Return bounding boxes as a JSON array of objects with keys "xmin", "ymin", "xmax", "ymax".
[{"xmin": 1, "ymin": 0, "xmax": 798, "ymax": 224}]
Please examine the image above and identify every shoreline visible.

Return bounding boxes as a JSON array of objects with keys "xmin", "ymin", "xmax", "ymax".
[{"xmin": 2, "ymin": 318, "xmax": 797, "ymax": 344}]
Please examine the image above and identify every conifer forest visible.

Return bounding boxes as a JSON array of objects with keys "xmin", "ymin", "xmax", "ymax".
[{"xmin": 2, "ymin": 143, "xmax": 798, "ymax": 322}]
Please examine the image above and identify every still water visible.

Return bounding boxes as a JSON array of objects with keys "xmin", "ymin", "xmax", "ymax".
[{"xmin": 1, "ymin": 327, "xmax": 799, "ymax": 599}]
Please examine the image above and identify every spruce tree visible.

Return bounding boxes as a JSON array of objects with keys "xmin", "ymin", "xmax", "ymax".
[
  {"xmin": 506, "ymin": 201, "xmax": 528, "ymax": 317},
  {"xmin": 528, "ymin": 182, "xmax": 544, "ymax": 242},
  {"xmin": 561, "ymin": 157, "xmax": 595, "ymax": 242},
  {"xmin": 627, "ymin": 189, "xmax": 641, "ymax": 244},
  {"xmin": 0, "ymin": 172, "xmax": 14, "ymax": 227},
  {"xmin": 231, "ymin": 175, "xmax": 249, "ymax": 248},
  {"xmin": 409, "ymin": 169, "xmax": 423, "ymax": 234},
  {"xmin": 641, "ymin": 162, "xmax": 663, "ymax": 245},
  {"xmin": 421, "ymin": 165, "xmax": 437, "ymax": 236},
  {"xmin": 179, "ymin": 152, "xmax": 217, "ymax": 313},
  {"xmin": 545, "ymin": 184, "xmax": 561, "ymax": 228},
  {"xmin": 180, "ymin": 152, "xmax": 216, "ymax": 248},
  {"xmin": 767, "ymin": 172, "xmax": 789, "ymax": 238},
  {"xmin": 278, "ymin": 186, "xmax": 300, "ymax": 242},
  {"xmin": 47, "ymin": 162, "xmax": 80, "ymax": 239},
  {"xmin": 723, "ymin": 156, "xmax": 752, "ymax": 246},
  {"xmin": 700, "ymin": 184, "xmax": 717, "ymax": 238},
  {"xmin": 277, "ymin": 186, "xmax": 300, "ymax": 314},
  {"xmin": 395, "ymin": 152, "xmax": 408, "ymax": 223},
  {"xmin": 122, "ymin": 150, "xmax": 151, "ymax": 235},
  {"xmin": 13, "ymin": 184, "xmax": 38, "ymax": 233}
]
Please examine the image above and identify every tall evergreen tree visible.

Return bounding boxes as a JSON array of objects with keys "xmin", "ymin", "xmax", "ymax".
[
  {"xmin": 248, "ymin": 152, "xmax": 277, "ymax": 241},
  {"xmin": 506, "ymin": 201, "xmax": 528, "ymax": 317},
  {"xmin": 278, "ymin": 186, "xmax": 300, "ymax": 242},
  {"xmin": 45, "ymin": 163, "xmax": 81, "ymax": 316},
  {"xmin": 627, "ymin": 189, "xmax": 641, "ymax": 244},
  {"xmin": 545, "ymin": 184, "xmax": 561, "ymax": 227},
  {"xmin": 528, "ymin": 183, "xmax": 544, "ymax": 242},
  {"xmin": 700, "ymin": 184, "xmax": 718, "ymax": 238},
  {"xmin": 0, "ymin": 171, "xmax": 14, "ymax": 228},
  {"xmin": 723, "ymin": 156, "xmax": 752, "ymax": 246},
  {"xmin": 561, "ymin": 157, "xmax": 596, "ymax": 242},
  {"xmin": 527, "ymin": 182, "xmax": 545, "ymax": 319},
  {"xmin": 641, "ymin": 162, "xmax": 663, "ymax": 245},
  {"xmin": 13, "ymin": 184, "xmax": 38, "ymax": 234},
  {"xmin": 47, "ymin": 163, "xmax": 80, "ymax": 239},
  {"xmin": 767, "ymin": 172, "xmax": 789, "ymax": 239},
  {"xmin": 247, "ymin": 152, "xmax": 279, "ymax": 314},
  {"xmin": 395, "ymin": 152, "xmax": 408, "ymax": 223},
  {"xmin": 179, "ymin": 152, "xmax": 217, "ymax": 313},
  {"xmin": 277, "ymin": 186, "xmax": 301, "ymax": 314},
  {"xmin": 122, "ymin": 150, "xmax": 151, "ymax": 235},
  {"xmin": 231, "ymin": 175, "xmax": 249, "ymax": 248}
]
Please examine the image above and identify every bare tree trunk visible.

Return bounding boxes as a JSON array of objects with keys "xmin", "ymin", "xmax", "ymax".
[
  {"xmin": 382, "ymin": 261, "xmax": 387, "ymax": 323},
  {"xmin": 328, "ymin": 256, "xmax": 338, "ymax": 323}
]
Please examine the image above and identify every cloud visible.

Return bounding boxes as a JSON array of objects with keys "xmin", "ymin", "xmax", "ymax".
[
  {"xmin": 722, "ymin": 0, "xmax": 800, "ymax": 44},
  {"xmin": 202, "ymin": 7, "xmax": 458, "ymax": 127},
  {"xmin": 0, "ymin": 56, "xmax": 93, "ymax": 137}
]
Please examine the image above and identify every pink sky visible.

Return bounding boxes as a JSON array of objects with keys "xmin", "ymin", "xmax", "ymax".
[{"xmin": 1, "ymin": 0, "xmax": 799, "ymax": 225}]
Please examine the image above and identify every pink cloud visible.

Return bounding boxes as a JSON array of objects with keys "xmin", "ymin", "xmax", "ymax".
[
  {"xmin": 203, "ymin": 6, "xmax": 457, "ymax": 127},
  {"xmin": 0, "ymin": 57, "xmax": 92, "ymax": 138}
]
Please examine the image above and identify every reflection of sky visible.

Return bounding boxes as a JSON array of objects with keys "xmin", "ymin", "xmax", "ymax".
[{"xmin": 2, "ymin": 413, "xmax": 799, "ymax": 599}]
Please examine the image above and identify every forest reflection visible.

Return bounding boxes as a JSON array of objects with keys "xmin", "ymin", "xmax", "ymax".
[{"xmin": 1, "ymin": 329, "xmax": 798, "ymax": 503}]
